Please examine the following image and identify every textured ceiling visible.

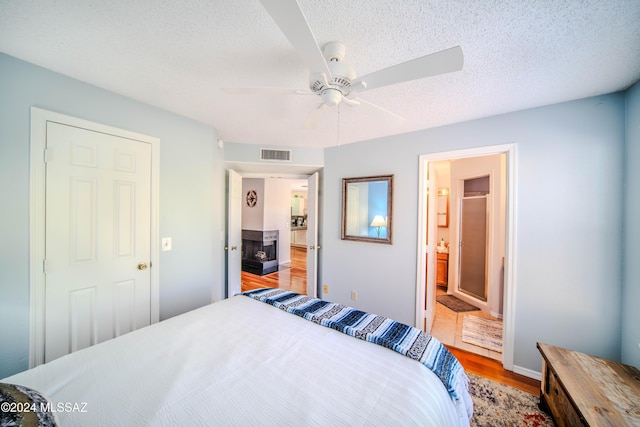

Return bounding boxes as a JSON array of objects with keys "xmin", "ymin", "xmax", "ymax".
[{"xmin": 1, "ymin": 0, "xmax": 639, "ymax": 148}]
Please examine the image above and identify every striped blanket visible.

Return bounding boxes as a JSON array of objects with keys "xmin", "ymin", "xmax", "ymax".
[{"xmin": 242, "ymin": 288, "xmax": 472, "ymax": 417}]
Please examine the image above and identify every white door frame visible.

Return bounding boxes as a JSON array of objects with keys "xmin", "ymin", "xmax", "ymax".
[
  {"xmin": 417, "ymin": 162, "xmax": 439, "ymax": 332},
  {"xmin": 29, "ymin": 107, "xmax": 160, "ymax": 368},
  {"xmin": 415, "ymin": 143, "xmax": 517, "ymax": 371},
  {"xmin": 305, "ymin": 172, "xmax": 319, "ymax": 298}
]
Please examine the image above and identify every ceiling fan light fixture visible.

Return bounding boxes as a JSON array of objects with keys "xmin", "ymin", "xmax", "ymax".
[{"xmin": 321, "ymin": 88, "xmax": 342, "ymax": 106}]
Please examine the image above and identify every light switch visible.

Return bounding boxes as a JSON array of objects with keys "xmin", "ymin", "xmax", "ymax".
[{"xmin": 162, "ymin": 237, "xmax": 172, "ymax": 251}]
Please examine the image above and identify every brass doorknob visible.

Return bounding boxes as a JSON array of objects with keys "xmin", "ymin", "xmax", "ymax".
[{"xmin": 137, "ymin": 262, "xmax": 148, "ymax": 270}]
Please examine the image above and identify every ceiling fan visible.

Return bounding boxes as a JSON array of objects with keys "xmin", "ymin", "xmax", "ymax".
[{"xmin": 224, "ymin": 0, "xmax": 464, "ymax": 129}]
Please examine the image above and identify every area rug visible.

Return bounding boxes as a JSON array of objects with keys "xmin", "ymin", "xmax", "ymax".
[
  {"xmin": 467, "ymin": 373, "xmax": 554, "ymax": 427},
  {"xmin": 436, "ymin": 294, "xmax": 480, "ymax": 312},
  {"xmin": 462, "ymin": 315, "xmax": 503, "ymax": 353}
]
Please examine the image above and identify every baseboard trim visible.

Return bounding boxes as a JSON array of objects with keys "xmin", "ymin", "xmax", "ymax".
[{"xmin": 513, "ymin": 365, "xmax": 542, "ymax": 381}]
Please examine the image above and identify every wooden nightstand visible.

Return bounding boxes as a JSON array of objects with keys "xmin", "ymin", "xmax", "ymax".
[{"xmin": 537, "ymin": 342, "xmax": 640, "ymax": 426}]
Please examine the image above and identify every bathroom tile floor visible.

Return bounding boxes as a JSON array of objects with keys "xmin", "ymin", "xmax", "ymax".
[{"xmin": 431, "ymin": 286, "xmax": 503, "ymax": 361}]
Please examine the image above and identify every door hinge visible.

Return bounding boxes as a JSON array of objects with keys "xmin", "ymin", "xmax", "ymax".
[
  {"xmin": 43, "ymin": 148, "xmax": 49, "ymax": 163},
  {"xmin": 43, "ymin": 259, "xmax": 48, "ymax": 274}
]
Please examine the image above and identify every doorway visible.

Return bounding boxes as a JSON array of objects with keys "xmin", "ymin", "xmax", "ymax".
[
  {"xmin": 241, "ymin": 177, "xmax": 308, "ymax": 294},
  {"xmin": 29, "ymin": 108, "xmax": 160, "ymax": 368},
  {"xmin": 416, "ymin": 144, "xmax": 516, "ymax": 371},
  {"xmin": 226, "ymin": 171, "xmax": 319, "ymax": 298}
]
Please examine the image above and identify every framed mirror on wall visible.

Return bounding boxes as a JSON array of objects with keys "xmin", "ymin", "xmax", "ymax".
[
  {"xmin": 341, "ymin": 175, "xmax": 393, "ymax": 244},
  {"xmin": 437, "ymin": 188, "xmax": 449, "ymax": 228}
]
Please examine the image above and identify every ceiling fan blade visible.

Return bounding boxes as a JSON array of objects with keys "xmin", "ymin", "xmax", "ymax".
[
  {"xmin": 352, "ymin": 46, "xmax": 463, "ymax": 92},
  {"xmin": 341, "ymin": 97, "xmax": 360, "ymax": 107},
  {"xmin": 303, "ymin": 104, "xmax": 328, "ymax": 129},
  {"xmin": 223, "ymin": 87, "xmax": 311, "ymax": 95},
  {"xmin": 351, "ymin": 98, "xmax": 405, "ymax": 124},
  {"xmin": 259, "ymin": 0, "xmax": 331, "ymax": 77}
]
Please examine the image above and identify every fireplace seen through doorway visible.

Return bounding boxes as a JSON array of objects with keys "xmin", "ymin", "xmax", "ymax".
[{"xmin": 241, "ymin": 230, "xmax": 278, "ymax": 275}]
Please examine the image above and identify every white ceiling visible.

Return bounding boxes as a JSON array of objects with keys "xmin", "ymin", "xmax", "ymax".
[{"xmin": 1, "ymin": 0, "xmax": 639, "ymax": 148}]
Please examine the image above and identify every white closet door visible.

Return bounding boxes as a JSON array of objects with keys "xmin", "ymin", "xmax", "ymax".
[{"xmin": 45, "ymin": 122, "xmax": 152, "ymax": 363}]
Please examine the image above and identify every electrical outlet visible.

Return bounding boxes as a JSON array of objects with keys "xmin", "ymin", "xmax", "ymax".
[
  {"xmin": 323, "ymin": 284, "xmax": 329, "ymax": 294},
  {"xmin": 351, "ymin": 291, "xmax": 357, "ymax": 301}
]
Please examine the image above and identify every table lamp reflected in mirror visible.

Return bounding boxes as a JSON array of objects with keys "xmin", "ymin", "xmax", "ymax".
[{"xmin": 370, "ymin": 215, "xmax": 387, "ymax": 238}]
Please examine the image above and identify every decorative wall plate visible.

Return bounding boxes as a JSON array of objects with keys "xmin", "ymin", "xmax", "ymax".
[{"xmin": 246, "ymin": 190, "xmax": 257, "ymax": 207}]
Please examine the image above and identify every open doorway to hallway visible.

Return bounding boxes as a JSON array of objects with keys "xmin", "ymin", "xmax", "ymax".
[
  {"xmin": 226, "ymin": 169, "xmax": 319, "ymax": 299},
  {"xmin": 239, "ymin": 177, "xmax": 309, "ymax": 295},
  {"xmin": 416, "ymin": 144, "xmax": 516, "ymax": 370}
]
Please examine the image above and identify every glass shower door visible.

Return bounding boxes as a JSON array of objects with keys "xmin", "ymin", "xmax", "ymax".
[{"xmin": 458, "ymin": 196, "xmax": 488, "ymax": 301}]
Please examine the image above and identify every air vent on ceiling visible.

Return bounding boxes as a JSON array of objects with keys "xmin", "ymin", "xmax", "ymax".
[{"xmin": 260, "ymin": 148, "xmax": 291, "ymax": 162}]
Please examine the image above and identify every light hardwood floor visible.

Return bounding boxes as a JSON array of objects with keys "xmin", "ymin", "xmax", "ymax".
[
  {"xmin": 240, "ymin": 246, "xmax": 540, "ymax": 396},
  {"xmin": 241, "ymin": 246, "xmax": 307, "ymax": 294},
  {"xmin": 448, "ymin": 346, "xmax": 539, "ymax": 395}
]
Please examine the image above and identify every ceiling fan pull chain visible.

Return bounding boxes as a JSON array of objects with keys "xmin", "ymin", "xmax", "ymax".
[{"xmin": 337, "ymin": 104, "xmax": 341, "ymax": 147}]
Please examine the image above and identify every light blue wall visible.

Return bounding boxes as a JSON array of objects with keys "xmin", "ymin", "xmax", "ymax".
[
  {"xmin": 322, "ymin": 94, "xmax": 627, "ymax": 373},
  {"xmin": 0, "ymin": 53, "xmax": 225, "ymax": 378},
  {"xmin": 622, "ymin": 81, "xmax": 640, "ymax": 368}
]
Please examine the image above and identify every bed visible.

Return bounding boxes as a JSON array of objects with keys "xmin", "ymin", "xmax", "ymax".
[{"xmin": 2, "ymin": 288, "xmax": 473, "ymax": 426}]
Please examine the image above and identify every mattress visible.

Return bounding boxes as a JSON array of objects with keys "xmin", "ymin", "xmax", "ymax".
[{"xmin": 3, "ymin": 294, "xmax": 471, "ymax": 426}]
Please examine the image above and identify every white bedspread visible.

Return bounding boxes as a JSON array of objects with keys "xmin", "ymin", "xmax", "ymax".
[{"xmin": 3, "ymin": 295, "xmax": 471, "ymax": 426}]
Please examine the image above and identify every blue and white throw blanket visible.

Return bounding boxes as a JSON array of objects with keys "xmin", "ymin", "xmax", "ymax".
[{"xmin": 242, "ymin": 288, "xmax": 472, "ymax": 417}]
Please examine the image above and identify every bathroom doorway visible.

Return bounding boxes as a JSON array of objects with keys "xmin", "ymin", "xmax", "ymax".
[{"xmin": 415, "ymin": 144, "xmax": 516, "ymax": 370}]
